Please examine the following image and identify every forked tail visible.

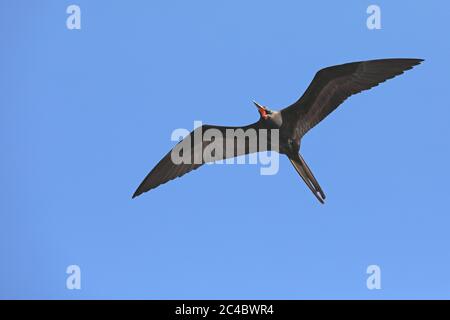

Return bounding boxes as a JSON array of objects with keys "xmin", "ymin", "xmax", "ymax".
[{"xmin": 289, "ymin": 153, "xmax": 326, "ymax": 204}]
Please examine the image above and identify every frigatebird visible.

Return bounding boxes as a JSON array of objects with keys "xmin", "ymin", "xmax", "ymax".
[{"xmin": 133, "ymin": 58, "xmax": 423, "ymax": 203}]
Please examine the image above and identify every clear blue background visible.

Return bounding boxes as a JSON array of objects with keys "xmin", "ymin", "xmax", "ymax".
[{"xmin": 1, "ymin": 0, "xmax": 449, "ymax": 299}]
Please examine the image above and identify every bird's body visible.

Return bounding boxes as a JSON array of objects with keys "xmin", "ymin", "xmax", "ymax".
[{"xmin": 133, "ymin": 58, "xmax": 423, "ymax": 203}]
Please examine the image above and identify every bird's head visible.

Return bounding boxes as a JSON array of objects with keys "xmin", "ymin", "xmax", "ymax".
[{"xmin": 253, "ymin": 101, "xmax": 273, "ymax": 120}]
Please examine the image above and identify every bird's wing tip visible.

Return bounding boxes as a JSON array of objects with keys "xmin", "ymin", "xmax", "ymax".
[
  {"xmin": 407, "ymin": 58, "xmax": 424, "ymax": 65},
  {"xmin": 131, "ymin": 191, "xmax": 140, "ymax": 199}
]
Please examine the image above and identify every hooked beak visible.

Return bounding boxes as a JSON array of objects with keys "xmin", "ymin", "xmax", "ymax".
[{"xmin": 253, "ymin": 100, "xmax": 268, "ymax": 119}]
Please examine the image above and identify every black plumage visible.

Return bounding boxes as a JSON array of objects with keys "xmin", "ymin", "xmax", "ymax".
[{"xmin": 133, "ymin": 58, "xmax": 423, "ymax": 203}]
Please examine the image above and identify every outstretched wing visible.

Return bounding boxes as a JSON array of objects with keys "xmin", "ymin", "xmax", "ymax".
[
  {"xmin": 132, "ymin": 122, "xmax": 270, "ymax": 198},
  {"xmin": 282, "ymin": 58, "xmax": 423, "ymax": 138}
]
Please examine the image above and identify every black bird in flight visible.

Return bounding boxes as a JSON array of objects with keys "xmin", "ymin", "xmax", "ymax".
[{"xmin": 133, "ymin": 58, "xmax": 423, "ymax": 203}]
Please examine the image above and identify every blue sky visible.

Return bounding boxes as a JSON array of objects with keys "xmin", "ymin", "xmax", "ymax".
[{"xmin": 1, "ymin": 0, "xmax": 449, "ymax": 299}]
